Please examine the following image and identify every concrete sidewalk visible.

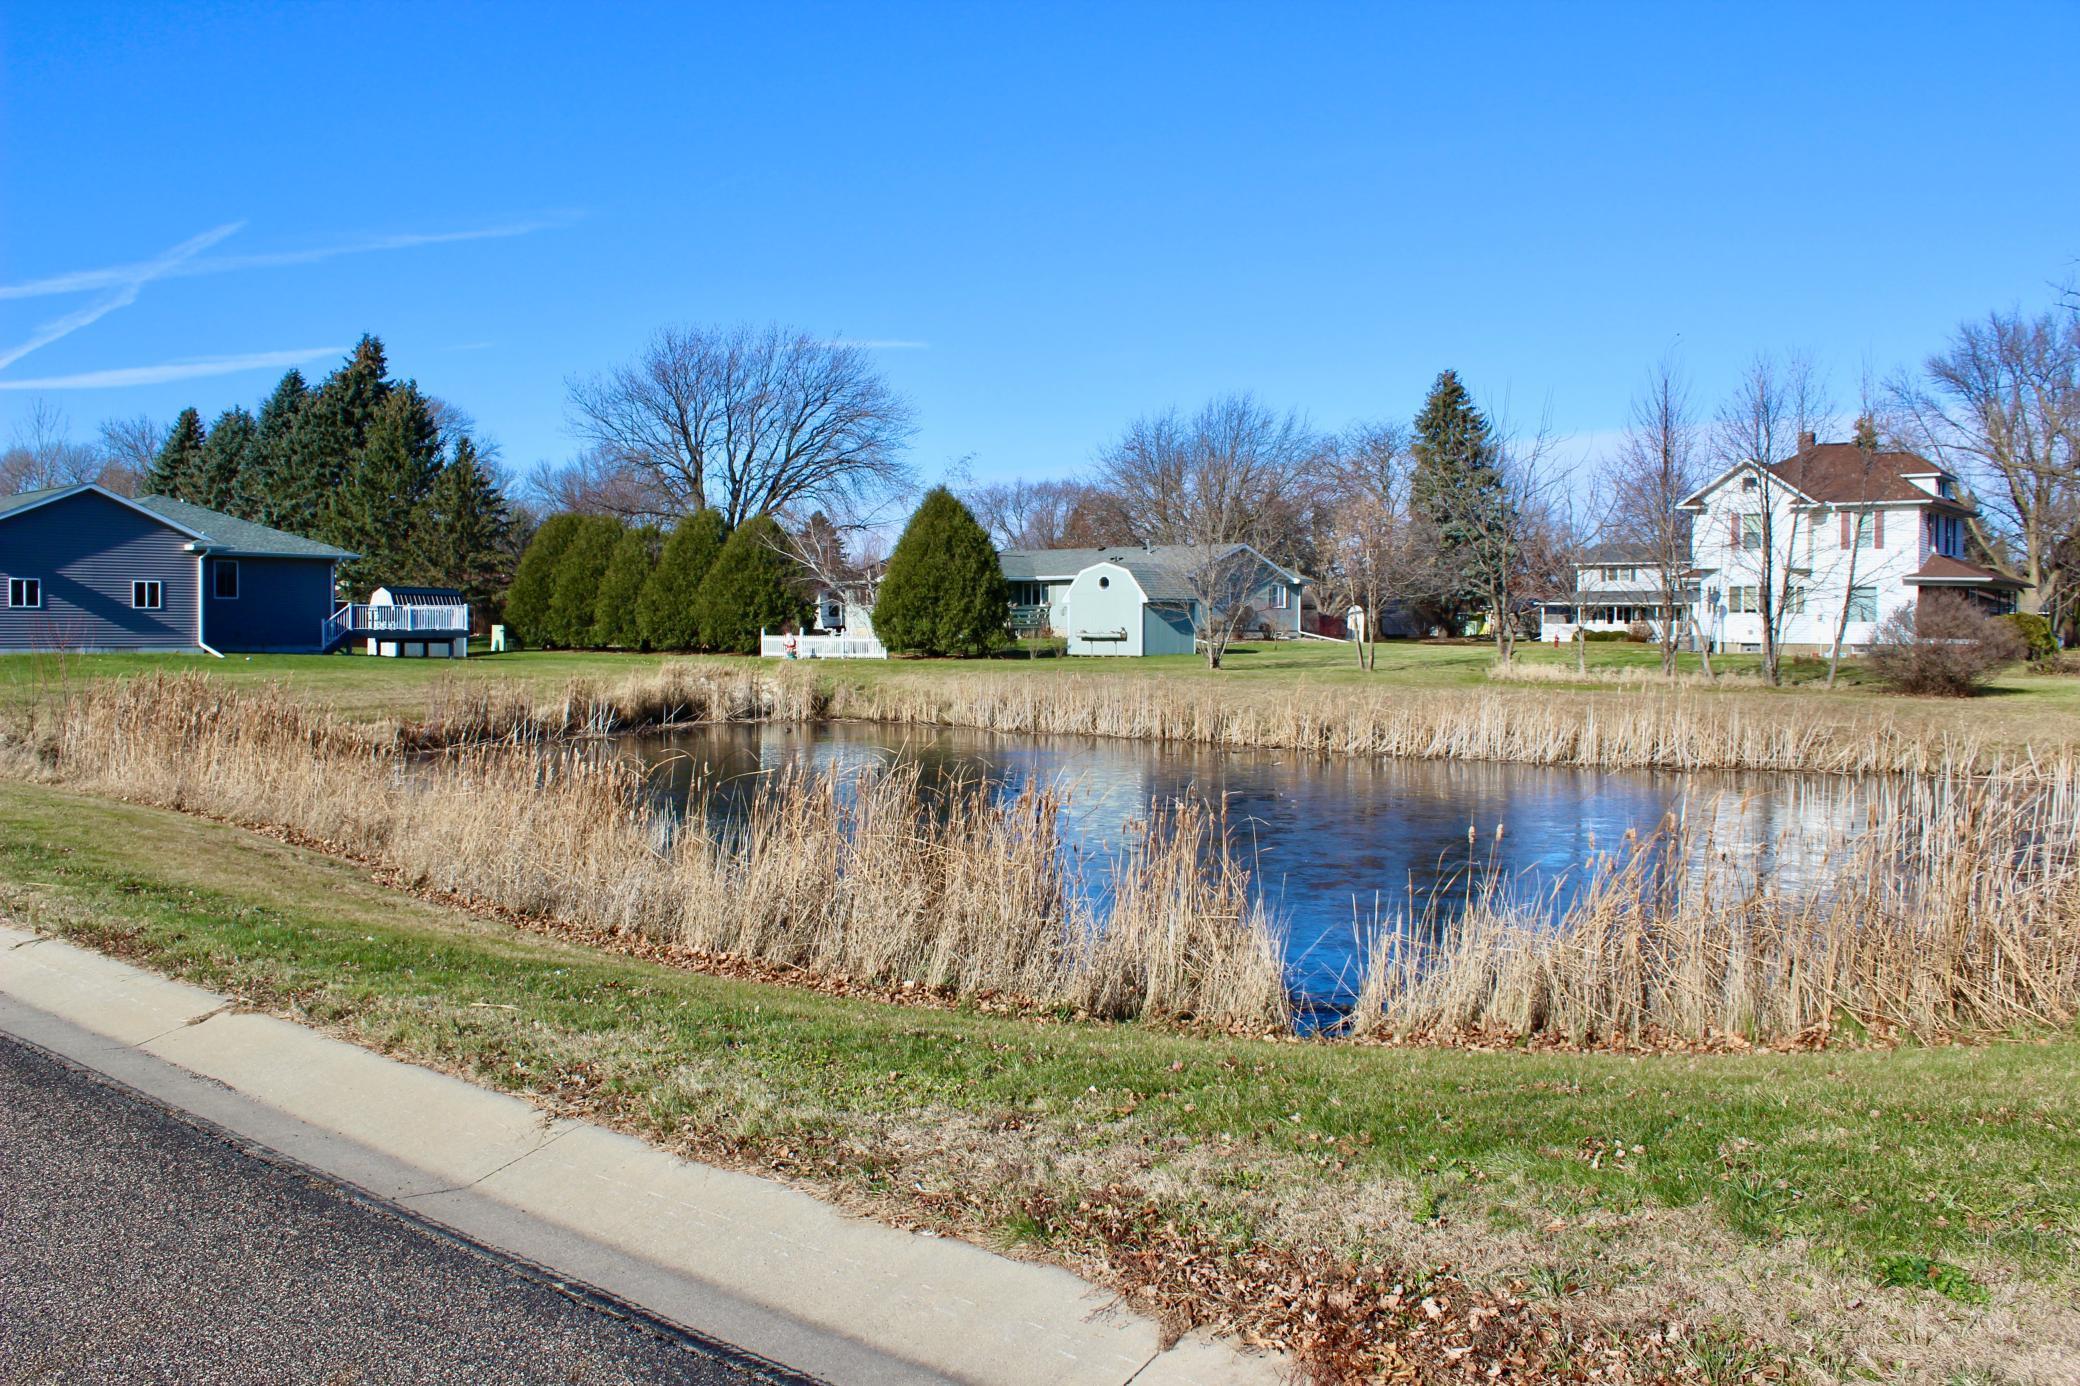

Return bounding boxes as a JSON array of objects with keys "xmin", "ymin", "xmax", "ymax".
[{"xmin": 0, "ymin": 923, "xmax": 1281, "ymax": 1386}]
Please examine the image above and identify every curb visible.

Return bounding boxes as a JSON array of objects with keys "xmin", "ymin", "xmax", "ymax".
[{"xmin": 0, "ymin": 923, "xmax": 1283, "ymax": 1386}]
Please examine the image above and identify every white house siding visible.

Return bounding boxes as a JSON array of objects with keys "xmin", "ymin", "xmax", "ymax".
[{"xmin": 1689, "ymin": 472, "xmax": 1932, "ymax": 654}]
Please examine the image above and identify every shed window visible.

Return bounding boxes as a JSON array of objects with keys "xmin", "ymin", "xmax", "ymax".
[
  {"xmin": 7, "ymin": 577, "xmax": 41, "ymax": 609},
  {"xmin": 1269, "ymin": 585, "xmax": 1291, "ymax": 609},
  {"xmin": 132, "ymin": 580, "xmax": 163, "ymax": 610},
  {"xmin": 1097, "ymin": 575, "xmax": 1110, "ymax": 589},
  {"xmin": 213, "ymin": 560, "xmax": 240, "ymax": 600}
]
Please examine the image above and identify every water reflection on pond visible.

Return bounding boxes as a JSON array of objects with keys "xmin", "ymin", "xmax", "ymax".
[{"xmin": 620, "ymin": 721, "xmax": 1864, "ymax": 1012}]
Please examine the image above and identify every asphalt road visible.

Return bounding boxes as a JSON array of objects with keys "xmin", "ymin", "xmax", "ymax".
[{"xmin": 0, "ymin": 1031, "xmax": 811, "ymax": 1386}]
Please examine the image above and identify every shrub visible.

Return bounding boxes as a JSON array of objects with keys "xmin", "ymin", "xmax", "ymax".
[
  {"xmin": 544, "ymin": 516, "xmax": 625, "ymax": 648},
  {"xmin": 1581, "ymin": 629, "xmax": 1630, "ymax": 643},
  {"xmin": 2001, "ymin": 611, "xmax": 2057, "ymax": 664},
  {"xmin": 689, "ymin": 513, "xmax": 810, "ymax": 654},
  {"xmin": 1866, "ymin": 593, "xmax": 2026, "ymax": 696},
  {"xmin": 1625, "ymin": 621, "xmax": 1652, "ymax": 643},
  {"xmin": 502, "ymin": 513, "xmax": 585, "ymax": 644},
  {"xmin": 638, "ymin": 510, "xmax": 728, "ymax": 651},
  {"xmin": 871, "ymin": 487, "xmax": 1012, "ymax": 656},
  {"xmin": 593, "ymin": 525, "xmax": 661, "ymax": 650}
]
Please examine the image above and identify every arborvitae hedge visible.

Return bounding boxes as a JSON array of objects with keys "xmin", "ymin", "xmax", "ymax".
[
  {"xmin": 503, "ymin": 513, "xmax": 586, "ymax": 644},
  {"xmin": 688, "ymin": 514, "xmax": 808, "ymax": 654},
  {"xmin": 637, "ymin": 509, "xmax": 728, "ymax": 651},
  {"xmin": 593, "ymin": 525, "xmax": 660, "ymax": 649},
  {"xmin": 544, "ymin": 516, "xmax": 624, "ymax": 647},
  {"xmin": 872, "ymin": 487, "xmax": 1011, "ymax": 656}
]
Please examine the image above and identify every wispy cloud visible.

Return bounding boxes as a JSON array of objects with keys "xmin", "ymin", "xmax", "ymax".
[
  {"xmin": 0, "ymin": 347, "xmax": 348, "ymax": 391},
  {"xmin": 822, "ymin": 338, "xmax": 929, "ymax": 350},
  {"xmin": 0, "ymin": 215, "xmax": 579, "ymax": 302},
  {"xmin": 0, "ymin": 223, "xmax": 244, "ymax": 372}
]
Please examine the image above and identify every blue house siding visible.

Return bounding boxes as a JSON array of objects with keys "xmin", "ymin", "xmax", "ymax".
[
  {"xmin": 203, "ymin": 556, "xmax": 338, "ymax": 653},
  {"xmin": 0, "ymin": 491, "xmax": 199, "ymax": 652},
  {"xmin": 1142, "ymin": 604, "xmax": 1196, "ymax": 656}
]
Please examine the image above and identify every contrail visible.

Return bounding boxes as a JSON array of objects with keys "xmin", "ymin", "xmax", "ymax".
[{"xmin": 0, "ymin": 223, "xmax": 244, "ymax": 370}]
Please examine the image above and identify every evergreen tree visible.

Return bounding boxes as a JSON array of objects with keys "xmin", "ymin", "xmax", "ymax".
[
  {"xmin": 250, "ymin": 369, "xmax": 311, "ymax": 529},
  {"xmin": 145, "ymin": 408, "xmax": 206, "ymax": 500},
  {"xmin": 593, "ymin": 525, "xmax": 661, "ymax": 649},
  {"xmin": 689, "ymin": 514, "xmax": 809, "ymax": 654},
  {"xmin": 872, "ymin": 487, "xmax": 1011, "ymax": 656},
  {"xmin": 422, "ymin": 437, "xmax": 513, "ymax": 613},
  {"xmin": 195, "ymin": 407, "xmax": 260, "ymax": 514},
  {"xmin": 329, "ymin": 384, "xmax": 444, "ymax": 593},
  {"xmin": 504, "ymin": 512, "xmax": 586, "ymax": 644},
  {"xmin": 1409, "ymin": 370, "xmax": 1502, "ymax": 628},
  {"xmin": 545, "ymin": 515, "xmax": 625, "ymax": 647},
  {"xmin": 637, "ymin": 509, "xmax": 729, "ymax": 650}
]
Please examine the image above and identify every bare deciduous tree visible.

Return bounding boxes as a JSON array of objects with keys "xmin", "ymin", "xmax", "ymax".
[
  {"xmin": 1714, "ymin": 353, "xmax": 1833, "ymax": 684},
  {"xmin": 1, "ymin": 400, "xmax": 110, "ymax": 494},
  {"xmin": 1887, "ymin": 306, "xmax": 2079, "ymax": 631},
  {"xmin": 964, "ymin": 478, "xmax": 1094, "ymax": 550},
  {"xmin": 1609, "ymin": 355, "xmax": 1707, "ymax": 677},
  {"xmin": 1323, "ymin": 420, "xmax": 1423, "ymax": 670},
  {"xmin": 1095, "ymin": 393, "xmax": 1320, "ymax": 668},
  {"xmin": 94, "ymin": 414, "xmax": 164, "ymax": 496},
  {"xmin": 523, "ymin": 446, "xmax": 673, "ymax": 520},
  {"xmin": 567, "ymin": 324, "xmax": 917, "ymax": 528}
]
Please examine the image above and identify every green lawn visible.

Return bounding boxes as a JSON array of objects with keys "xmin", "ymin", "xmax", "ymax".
[
  {"xmin": 2, "ymin": 777, "xmax": 2073, "ymax": 1375},
  {"xmin": 7, "ymin": 638, "xmax": 2078, "ymax": 731}
]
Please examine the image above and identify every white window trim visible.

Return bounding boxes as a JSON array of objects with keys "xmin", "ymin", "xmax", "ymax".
[
  {"xmin": 7, "ymin": 576, "xmax": 42, "ymax": 609},
  {"xmin": 132, "ymin": 579, "xmax": 164, "ymax": 611},
  {"xmin": 213, "ymin": 558, "xmax": 240, "ymax": 600}
]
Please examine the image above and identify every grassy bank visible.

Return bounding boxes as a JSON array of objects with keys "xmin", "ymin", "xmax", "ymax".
[{"xmin": 2, "ymin": 778, "xmax": 2075, "ymax": 1382}]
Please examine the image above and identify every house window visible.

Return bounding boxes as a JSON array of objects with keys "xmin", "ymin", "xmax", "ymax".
[
  {"xmin": 1783, "ymin": 585, "xmax": 1806, "ymax": 615},
  {"xmin": 6, "ymin": 577, "xmax": 41, "ymax": 609},
  {"xmin": 1846, "ymin": 586, "xmax": 1877, "ymax": 623},
  {"xmin": 1269, "ymin": 585, "xmax": 1291, "ymax": 609},
  {"xmin": 1852, "ymin": 513, "xmax": 1877, "ymax": 550},
  {"xmin": 1740, "ymin": 514, "xmax": 1764, "ymax": 551},
  {"xmin": 213, "ymin": 560, "xmax": 240, "ymax": 600},
  {"xmin": 132, "ymin": 580, "xmax": 164, "ymax": 610},
  {"xmin": 1729, "ymin": 584, "xmax": 1761, "ymax": 614}
]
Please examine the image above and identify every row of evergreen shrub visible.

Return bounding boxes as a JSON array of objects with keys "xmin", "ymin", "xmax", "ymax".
[{"xmin": 504, "ymin": 511, "xmax": 807, "ymax": 653}]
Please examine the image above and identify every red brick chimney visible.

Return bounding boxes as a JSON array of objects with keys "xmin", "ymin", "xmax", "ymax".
[{"xmin": 1798, "ymin": 430, "xmax": 1817, "ymax": 451}]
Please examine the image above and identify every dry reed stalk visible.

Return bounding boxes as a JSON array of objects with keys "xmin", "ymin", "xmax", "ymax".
[
  {"xmin": 17, "ymin": 675, "xmax": 1290, "ymax": 1031},
  {"xmin": 1483, "ymin": 661, "xmax": 1762, "ymax": 690},
  {"xmin": 1350, "ymin": 769, "xmax": 2080, "ymax": 1044}
]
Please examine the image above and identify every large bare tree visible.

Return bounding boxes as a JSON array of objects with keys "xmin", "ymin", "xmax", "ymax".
[
  {"xmin": 1608, "ymin": 355, "xmax": 1707, "ymax": 676},
  {"xmin": 1887, "ymin": 306, "xmax": 2079, "ymax": 631},
  {"xmin": 1, "ymin": 400, "xmax": 114, "ymax": 494},
  {"xmin": 963, "ymin": 478, "xmax": 1095, "ymax": 550},
  {"xmin": 567, "ymin": 324, "xmax": 917, "ymax": 528},
  {"xmin": 1714, "ymin": 353, "xmax": 1833, "ymax": 685},
  {"xmin": 1323, "ymin": 420, "xmax": 1425, "ymax": 670},
  {"xmin": 1095, "ymin": 392, "xmax": 1320, "ymax": 668}
]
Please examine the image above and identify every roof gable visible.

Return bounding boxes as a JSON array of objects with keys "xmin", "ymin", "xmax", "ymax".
[{"xmin": 1001, "ymin": 543, "xmax": 1305, "ymax": 599}]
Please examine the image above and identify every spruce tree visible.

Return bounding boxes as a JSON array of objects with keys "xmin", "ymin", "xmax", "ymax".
[
  {"xmin": 195, "ymin": 407, "xmax": 260, "ymax": 514},
  {"xmin": 689, "ymin": 514, "xmax": 809, "ymax": 654},
  {"xmin": 329, "ymin": 384, "xmax": 444, "ymax": 593},
  {"xmin": 637, "ymin": 509, "xmax": 728, "ymax": 650},
  {"xmin": 504, "ymin": 512, "xmax": 586, "ymax": 645},
  {"xmin": 250, "ymin": 369, "xmax": 311, "ymax": 529},
  {"xmin": 422, "ymin": 437, "xmax": 513, "ymax": 613},
  {"xmin": 1409, "ymin": 370, "xmax": 1502, "ymax": 629},
  {"xmin": 145, "ymin": 408, "xmax": 206, "ymax": 501},
  {"xmin": 593, "ymin": 525, "xmax": 661, "ymax": 649},
  {"xmin": 545, "ymin": 516, "xmax": 625, "ymax": 647},
  {"xmin": 872, "ymin": 487, "xmax": 1010, "ymax": 656}
]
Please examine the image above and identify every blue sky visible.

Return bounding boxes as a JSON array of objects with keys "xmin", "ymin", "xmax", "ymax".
[{"xmin": 3, "ymin": 2, "xmax": 2075, "ymax": 488}]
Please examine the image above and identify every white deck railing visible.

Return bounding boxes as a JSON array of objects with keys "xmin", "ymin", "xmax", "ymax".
[
  {"xmin": 760, "ymin": 631, "xmax": 888, "ymax": 660},
  {"xmin": 336, "ymin": 603, "xmax": 472, "ymax": 633}
]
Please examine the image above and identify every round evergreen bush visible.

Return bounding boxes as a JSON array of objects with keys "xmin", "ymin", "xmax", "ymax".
[
  {"xmin": 638, "ymin": 510, "xmax": 729, "ymax": 651},
  {"xmin": 503, "ymin": 513, "xmax": 585, "ymax": 644},
  {"xmin": 544, "ymin": 516, "xmax": 625, "ymax": 648},
  {"xmin": 872, "ymin": 487, "xmax": 1011, "ymax": 656},
  {"xmin": 593, "ymin": 525, "xmax": 661, "ymax": 649}
]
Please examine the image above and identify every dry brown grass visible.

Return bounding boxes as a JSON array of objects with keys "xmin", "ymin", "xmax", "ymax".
[{"xmin": 19, "ymin": 674, "xmax": 1288, "ymax": 1030}]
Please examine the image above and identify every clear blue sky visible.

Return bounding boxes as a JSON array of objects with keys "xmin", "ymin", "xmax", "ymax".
[{"xmin": 3, "ymin": 2, "xmax": 2075, "ymax": 487}]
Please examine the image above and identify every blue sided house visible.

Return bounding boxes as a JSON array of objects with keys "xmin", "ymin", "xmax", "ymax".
[{"xmin": 0, "ymin": 483, "xmax": 354, "ymax": 655}]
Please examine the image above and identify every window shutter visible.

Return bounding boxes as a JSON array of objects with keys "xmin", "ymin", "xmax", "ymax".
[
  {"xmin": 1873, "ymin": 511, "xmax": 1884, "ymax": 549},
  {"xmin": 1840, "ymin": 513, "xmax": 1851, "ymax": 548}
]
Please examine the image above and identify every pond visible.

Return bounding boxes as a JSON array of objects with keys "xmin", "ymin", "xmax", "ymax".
[{"xmin": 619, "ymin": 721, "xmax": 1864, "ymax": 1017}]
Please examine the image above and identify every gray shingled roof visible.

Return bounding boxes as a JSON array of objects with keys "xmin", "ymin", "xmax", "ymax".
[
  {"xmin": 130, "ymin": 493, "xmax": 356, "ymax": 559},
  {"xmin": 999, "ymin": 544, "xmax": 1304, "ymax": 602},
  {"xmin": 0, "ymin": 484, "xmax": 354, "ymax": 559}
]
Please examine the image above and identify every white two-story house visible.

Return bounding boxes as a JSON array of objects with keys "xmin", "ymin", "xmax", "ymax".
[
  {"xmin": 1537, "ymin": 542, "xmax": 1694, "ymax": 643},
  {"xmin": 1679, "ymin": 434, "xmax": 2021, "ymax": 655}
]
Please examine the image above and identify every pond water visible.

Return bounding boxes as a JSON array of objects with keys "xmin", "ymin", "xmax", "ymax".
[{"xmin": 618, "ymin": 721, "xmax": 1863, "ymax": 1016}]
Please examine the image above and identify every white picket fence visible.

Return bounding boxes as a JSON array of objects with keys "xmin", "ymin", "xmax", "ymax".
[{"xmin": 760, "ymin": 630, "xmax": 888, "ymax": 660}]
